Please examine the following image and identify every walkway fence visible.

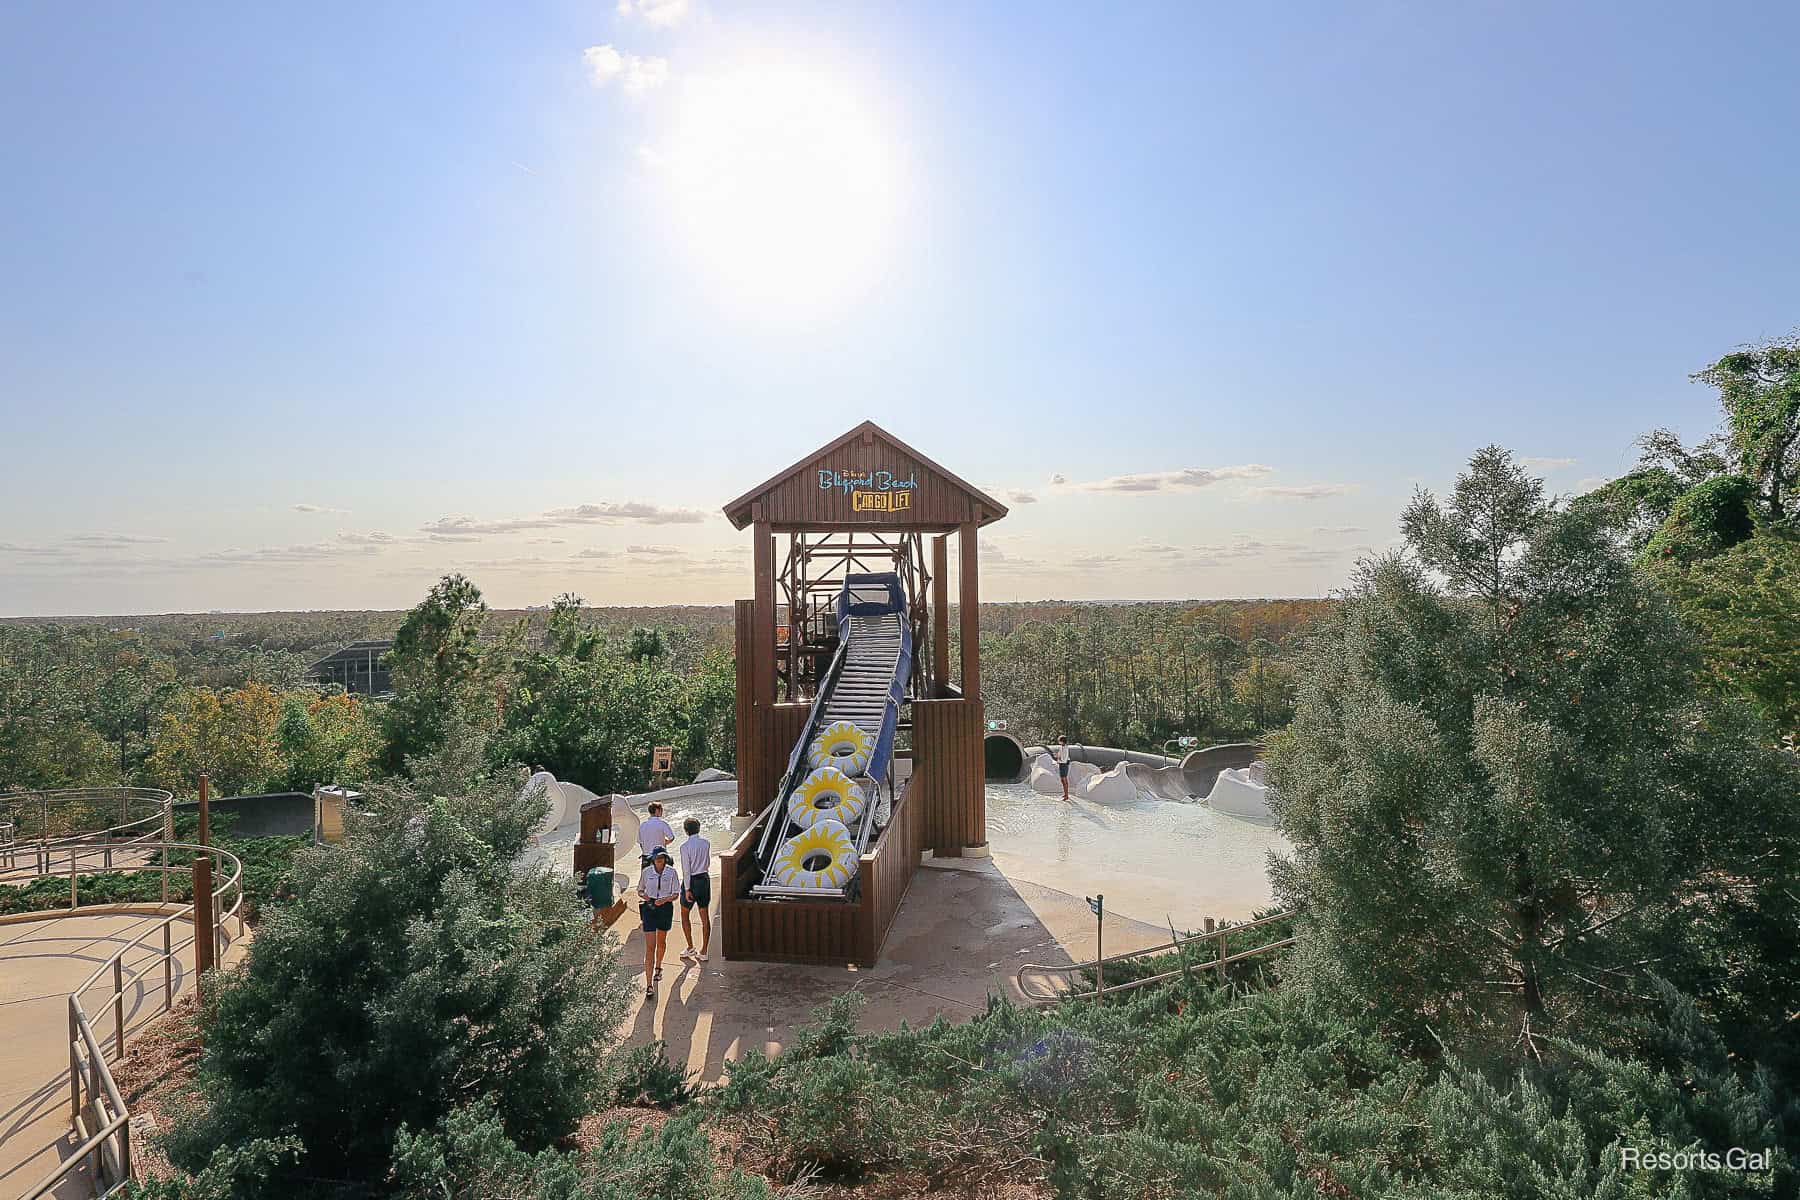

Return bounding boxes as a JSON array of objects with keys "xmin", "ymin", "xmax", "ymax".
[
  {"xmin": 1015, "ymin": 908, "xmax": 1298, "ymax": 1006},
  {"xmin": 2, "ymin": 789, "xmax": 245, "ymax": 1199}
]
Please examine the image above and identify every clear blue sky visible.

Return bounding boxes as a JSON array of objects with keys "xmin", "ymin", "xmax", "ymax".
[{"xmin": 2, "ymin": 2, "xmax": 1795, "ymax": 615}]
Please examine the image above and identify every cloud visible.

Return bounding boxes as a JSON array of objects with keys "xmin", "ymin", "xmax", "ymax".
[
  {"xmin": 1312, "ymin": 525, "xmax": 1366, "ymax": 535},
  {"xmin": 1076, "ymin": 464, "xmax": 1274, "ymax": 493},
  {"xmin": 616, "ymin": 0, "xmax": 689, "ymax": 27},
  {"xmin": 1249, "ymin": 483, "xmax": 1353, "ymax": 501},
  {"xmin": 1006, "ymin": 489, "xmax": 1038, "ymax": 505},
  {"xmin": 583, "ymin": 44, "xmax": 669, "ymax": 93},
  {"xmin": 626, "ymin": 544, "xmax": 685, "ymax": 557},
  {"xmin": 1520, "ymin": 456, "xmax": 1577, "ymax": 471},
  {"xmin": 65, "ymin": 534, "xmax": 169, "ymax": 547},
  {"xmin": 574, "ymin": 548, "xmax": 613, "ymax": 559},
  {"xmin": 334, "ymin": 531, "xmax": 395, "ymax": 546},
  {"xmin": 0, "ymin": 542, "xmax": 72, "ymax": 557},
  {"xmin": 1049, "ymin": 473, "xmax": 1067, "ymax": 486},
  {"xmin": 193, "ymin": 541, "xmax": 382, "ymax": 566},
  {"xmin": 1574, "ymin": 476, "xmax": 1612, "ymax": 493},
  {"xmin": 1069, "ymin": 553, "xmax": 1124, "ymax": 568},
  {"xmin": 978, "ymin": 538, "xmax": 1009, "ymax": 563},
  {"xmin": 543, "ymin": 502, "xmax": 705, "ymax": 526},
  {"xmin": 420, "ymin": 501, "xmax": 704, "ymax": 540},
  {"xmin": 291, "ymin": 503, "xmax": 348, "ymax": 514},
  {"xmin": 1134, "ymin": 542, "xmax": 1186, "ymax": 555}
]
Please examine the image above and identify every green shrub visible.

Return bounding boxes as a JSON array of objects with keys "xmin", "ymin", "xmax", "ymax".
[
  {"xmin": 159, "ymin": 750, "xmax": 623, "ymax": 1196},
  {"xmin": 391, "ymin": 1099, "xmax": 772, "ymax": 1200},
  {"xmin": 610, "ymin": 1039, "xmax": 696, "ymax": 1108}
]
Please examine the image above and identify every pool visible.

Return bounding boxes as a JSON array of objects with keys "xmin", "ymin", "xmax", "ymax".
[{"xmin": 985, "ymin": 782, "xmax": 1290, "ymax": 931}]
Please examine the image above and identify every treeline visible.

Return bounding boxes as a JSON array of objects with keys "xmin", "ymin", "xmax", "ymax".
[{"xmin": 977, "ymin": 599, "xmax": 1330, "ymax": 748}]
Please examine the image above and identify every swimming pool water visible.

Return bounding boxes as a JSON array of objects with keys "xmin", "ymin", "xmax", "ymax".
[{"xmin": 985, "ymin": 782, "xmax": 1291, "ymax": 930}]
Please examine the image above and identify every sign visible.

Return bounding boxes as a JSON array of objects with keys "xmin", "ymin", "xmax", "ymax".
[
  {"xmin": 651, "ymin": 746, "xmax": 673, "ymax": 774},
  {"xmin": 1086, "ymin": 894, "xmax": 1104, "ymax": 919},
  {"xmin": 818, "ymin": 467, "xmax": 920, "ymax": 516}
]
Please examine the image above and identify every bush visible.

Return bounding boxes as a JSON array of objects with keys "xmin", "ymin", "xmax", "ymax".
[
  {"xmin": 390, "ymin": 1099, "xmax": 772, "ymax": 1200},
  {"xmin": 610, "ymin": 1039, "xmax": 696, "ymax": 1108},
  {"xmin": 159, "ymin": 748, "xmax": 623, "ymax": 1196}
]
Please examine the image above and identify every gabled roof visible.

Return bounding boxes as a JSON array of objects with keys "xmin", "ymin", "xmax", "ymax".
[{"xmin": 722, "ymin": 420, "xmax": 1009, "ymax": 531}]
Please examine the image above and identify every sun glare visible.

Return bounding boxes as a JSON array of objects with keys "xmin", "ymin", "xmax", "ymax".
[{"xmin": 655, "ymin": 58, "xmax": 903, "ymax": 316}]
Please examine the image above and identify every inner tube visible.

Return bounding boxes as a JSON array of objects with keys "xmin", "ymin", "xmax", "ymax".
[
  {"xmin": 769, "ymin": 819, "xmax": 859, "ymax": 889},
  {"xmin": 788, "ymin": 766, "xmax": 867, "ymax": 829},
  {"xmin": 807, "ymin": 720, "xmax": 875, "ymax": 776}
]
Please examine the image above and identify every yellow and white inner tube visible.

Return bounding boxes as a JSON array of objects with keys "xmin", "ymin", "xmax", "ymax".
[
  {"xmin": 788, "ymin": 766, "xmax": 867, "ymax": 829},
  {"xmin": 770, "ymin": 819, "xmax": 859, "ymax": 890},
  {"xmin": 806, "ymin": 720, "xmax": 875, "ymax": 776}
]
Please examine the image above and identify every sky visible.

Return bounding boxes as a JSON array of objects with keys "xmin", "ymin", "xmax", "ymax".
[{"xmin": 2, "ymin": 2, "xmax": 1797, "ymax": 616}]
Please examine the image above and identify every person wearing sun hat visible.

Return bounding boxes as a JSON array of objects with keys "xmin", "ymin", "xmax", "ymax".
[{"xmin": 637, "ymin": 844, "xmax": 680, "ymax": 999}]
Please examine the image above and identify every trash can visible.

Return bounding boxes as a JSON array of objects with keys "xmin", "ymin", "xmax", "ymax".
[{"xmin": 583, "ymin": 866, "xmax": 615, "ymax": 909}]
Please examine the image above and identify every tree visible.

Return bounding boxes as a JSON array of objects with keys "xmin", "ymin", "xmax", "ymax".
[
  {"xmin": 382, "ymin": 574, "xmax": 491, "ymax": 773},
  {"xmin": 144, "ymin": 683, "xmax": 285, "ymax": 796},
  {"xmin": 626, "ymin": 627, "xmax": 667, "ymax": 664},
  {"xmin": 1656, "ymin": 530, "xmax": 1800, "ymax": 741},
  {"xmin": 162, "ymin": 741, "xmax": 622, "ymax": 1195},
  {"xmin": 1692, "ymin": 333, "xmax": 1800, "ymax": 525},
  {"xmin": 1270, "ymin": 446, "xmax": 1800, "ymax": 1058}
]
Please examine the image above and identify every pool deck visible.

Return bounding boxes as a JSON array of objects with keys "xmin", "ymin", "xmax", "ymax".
[{"xmin": 623, "ymin": 854, "xmax": 1196, "ymax": 1082}]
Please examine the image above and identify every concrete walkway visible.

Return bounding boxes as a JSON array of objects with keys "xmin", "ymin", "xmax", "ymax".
[
  {"xmin": 0, "ymin": 910, "xmax": 199, "ymax": 1200},
  {"xmin": 623, "ymin": 856, "xmax": 1177, "ymax": 1084}
]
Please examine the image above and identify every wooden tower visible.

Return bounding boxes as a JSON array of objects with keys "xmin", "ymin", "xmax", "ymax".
[{"xmin": 717, "ymin": 421, "xmax": 1007, "ymax": 965}]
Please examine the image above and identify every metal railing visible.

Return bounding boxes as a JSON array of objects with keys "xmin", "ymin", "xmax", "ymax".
[
  {"xmin": 13, "ymin": 838, "xmax": 244, "ymax": 1200},
  {"xmin": 1015, "ymin": 909, "xmax": 1298, "ymax": 1006},
  {"xmin": 0, "ymin": 788, "xmax": 173, "ymax": 881}
]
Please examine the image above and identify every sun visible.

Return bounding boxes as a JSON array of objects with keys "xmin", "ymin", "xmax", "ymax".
[{"xmin": 653, "ymin": 56, "xmax": 904, "ymax": 316}]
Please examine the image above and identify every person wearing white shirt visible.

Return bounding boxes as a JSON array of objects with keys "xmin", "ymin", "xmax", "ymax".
[
  {"xmin": 1051, "ymin": 736, "xmax": 1073, "ymax": 801},
  {"xmin": 636, "ymin": 845, "xmax": 680, "ymax": 998},
  {"xmin": 637, "ymin": 800, "xmax": 675, "ymax": 866},
  {"xmin": 677, "ymin": 817, "xmax": 713, "ymax": 963}
]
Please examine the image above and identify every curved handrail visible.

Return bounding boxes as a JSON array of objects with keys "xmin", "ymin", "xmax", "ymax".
[
  {"xmin": 0, "ymin": 788, "xmax": 174, "ymax": 872},
  {"xmin": 1015, "ymin": 908, "xmax": 1298, "ymax": 1006},
  {"xmin": 15, "ymin": 838, "xmax": 245, "ymax": 1200}
]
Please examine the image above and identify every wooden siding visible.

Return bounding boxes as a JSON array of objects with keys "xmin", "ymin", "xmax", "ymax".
[
  {"xmin": 912, "ymin": 696, "xmax": 986, "ymax": 853},
  {"xmin": 718, "ymin": 778, "xmax": 923, "ymax": 966},
  {"xmin": 854, "ymin": 773, "xmax": 923, "ymax": 963},
  {"xmin": 734, "ymin": 599, "xmax": 811, "ymax": 817},
  {"xmin": 747, "ymin": 434, "xmax": 978, "ymax": 531}
]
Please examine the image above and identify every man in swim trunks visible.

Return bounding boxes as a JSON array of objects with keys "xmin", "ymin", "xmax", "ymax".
[{"xmin": 1053, "ymin": 736, "xmax": 1072, "ymax": 800}]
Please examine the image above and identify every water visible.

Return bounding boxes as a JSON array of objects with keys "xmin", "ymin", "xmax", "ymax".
[{"xmin": 985, "ymin": 782, "xmax": 1291, "ymax": 930}]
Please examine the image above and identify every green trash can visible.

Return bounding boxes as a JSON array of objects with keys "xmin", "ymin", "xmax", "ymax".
[{"xmin": 583, "ymin": 866, "xmax": 615, "ymax": 909}]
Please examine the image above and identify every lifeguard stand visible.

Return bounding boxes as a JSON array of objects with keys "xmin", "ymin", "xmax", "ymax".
[{"xmin": 717, "ymin": 421, "xmax": 1006, "ymax": 965}]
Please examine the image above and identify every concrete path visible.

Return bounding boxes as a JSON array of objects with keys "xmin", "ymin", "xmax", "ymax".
[
  {"xmin": 622, "ymin": 856, "xmax": 1176, "ymax": 1084},
  {"xmin": 0, "ymin": 911, "xmax": 197, "ymax": 1200}
]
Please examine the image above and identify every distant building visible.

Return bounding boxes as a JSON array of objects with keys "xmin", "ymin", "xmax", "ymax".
[{"xmin": 310, "ymin": 640, "xmax": 393, "ymax": 696}]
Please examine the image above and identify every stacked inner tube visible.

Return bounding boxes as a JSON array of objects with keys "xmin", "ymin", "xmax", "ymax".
[
  {"xmin": 807, "ymin": 720, "xmax": 874, "ymax": 776},
  {"xmin": 788, "ymin": 765, "xmax": 867, "ymax": 828},
  {"xmin": 769, "ymin": 818, "xmax": 858, "ymax": 889},
  {"xmin": 770, "ymin": 721, "xmax": 877, "ymax": 890}
]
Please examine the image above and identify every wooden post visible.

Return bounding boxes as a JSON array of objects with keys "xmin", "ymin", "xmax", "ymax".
[
  {"xmin": 1093, "ymin": 893, "xmax": 1105, "ymax": 1003},
  {"xmin": 958, "ymin": 521, "xmax": 980, "ymax": 698},
  {"xmin": 931, "ymin": 535, "xmax": 949, "ymax": 695},
  {"xmin": 192, "ymin": 854, "xmax": 215, "ymax": 977},
  {"xmin": 197, "ymin": 772, "xmax": 210, "ymax": 847},
  {"xmin": 752, "ymin": 506, "xmax": 776, "ymax": 709},
  {"xmin": 113, "ymin": 958, "xmax": 125, "ymax": 1059}
]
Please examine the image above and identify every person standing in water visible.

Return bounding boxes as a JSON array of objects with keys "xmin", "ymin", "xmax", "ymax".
[
  {"xmin": 1052, "ymin": 736, "xmax": 1073, "ymax": 800},
  {"xmin": 637, "ymin": 845, "xmax": 680, "ymax": 999},
  {"xmin": 678, "ymin": 816, "xmax": 712, "ymax": 963}
]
